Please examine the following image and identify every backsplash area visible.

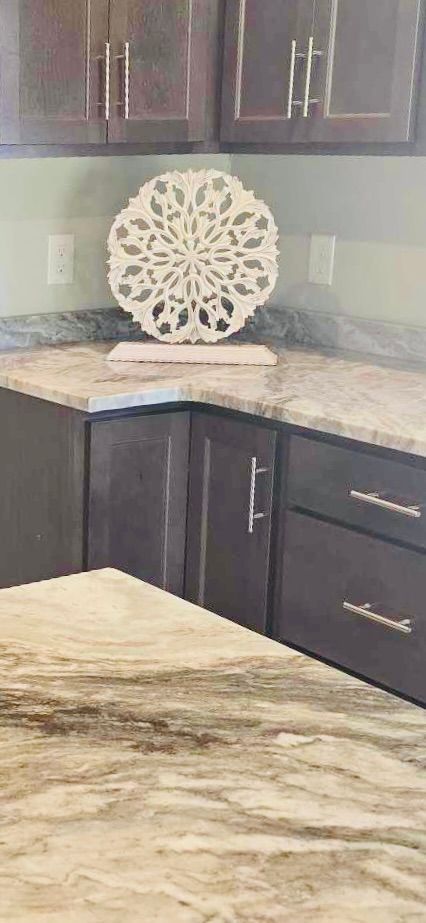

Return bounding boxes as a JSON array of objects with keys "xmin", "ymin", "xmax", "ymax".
[
  {"xmin": 1, "ymin": 152, "xmax": 426, "ymax": 362},
  {"xmin": 0, "ymin": 153, "xmax": 231, "ymax": 319},
  {"xmin": 233, "ymin": 154, "xmax": 426, "ymax": 361},
  {"xmin": 233, "ymin": 155, "xmax": 426, "ymax": 330}
]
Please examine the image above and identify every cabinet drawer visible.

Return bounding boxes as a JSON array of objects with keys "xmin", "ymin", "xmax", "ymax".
[
  {"xmin": 277, "ymin": 512, "xmax": 426, "ymax": 703},
  {"xmin": 288, "ymin": 436, "xmax": 426, "ymax": 549}
]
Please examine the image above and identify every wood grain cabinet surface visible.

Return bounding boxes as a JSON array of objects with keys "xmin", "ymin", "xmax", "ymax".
[
  {"xmin": 87, "ymin": 412, "xmax": 190, "ymax": 596},
  {"xmin": 0, "ymin": 0, "xmax": 109, "ymax": 144},
  {"xmin": 0, "ymin": 389, "xmax": 85, "ymax": 588},
  {"xmin": 0, "ymin": 0, "xmax": 214, "ymax": 147},
  {"xmin": 221, "ymin": 0, "xmax": 424, "ymax": 144},
  {"xmin": 288, "ymin": 435, "xmax": 426, "ymax": 550},
  {"xmin": 185, "ymin": 413, "xmax": 276, "ymax": 634},
  {"xmin": 276, "ymin": 511, "xmax": 426, "ymax": 702},
  {"xmin": 108, "ymin": 0, "xmax": 211, "ymax": 143}
]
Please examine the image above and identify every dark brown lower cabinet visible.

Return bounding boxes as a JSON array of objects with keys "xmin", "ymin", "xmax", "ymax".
[
  {"xmin": 276, "ymin": 511, "xmax": 426, "ymax": 702},
  {"xmin": 88, "ymin": 412, "xmax": 190, "ymax": 595},
  {"xmin": 0, "ymin": 389, "xmax": 85, "ymax": 589},
  {"xmin": 185, "ymin": 413, "xmax": 276, "ymax": 633},
  {"xmin": 0, "ymin": 380, "xmax": 425, "ymax": 703}
]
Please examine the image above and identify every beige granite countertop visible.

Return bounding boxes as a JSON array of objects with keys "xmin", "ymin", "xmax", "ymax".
[
  {"xmin": 1, "ymin": 341, "xmax": 426, "ymax": 456},
  {"xmin": 1, "ymin": 567, "xmax": 425, "ymax": 922}
]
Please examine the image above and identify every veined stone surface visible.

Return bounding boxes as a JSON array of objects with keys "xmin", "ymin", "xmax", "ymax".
[
  {"xmin": 1, "ymin": 340, "xmax": 426, "ymax": 456},
  {"xmin": 2, "ymin": 306, "xmax": 426, "ymax": 365},
  {"xmin": 0, "ymin": 568, "xmax": 424, "ymax": 922}
]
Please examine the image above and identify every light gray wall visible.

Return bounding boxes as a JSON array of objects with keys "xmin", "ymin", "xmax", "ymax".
[
  {"xmin": 0, "ymin": 154, "xmax": 231, "ymax": 318},
  {"xmin": 232, "ymin": 154, "xmax": 426, "ymax": 329},
  {"xmin": 1, "ymin": 150, "xmax": 425, "ymax": 330}
]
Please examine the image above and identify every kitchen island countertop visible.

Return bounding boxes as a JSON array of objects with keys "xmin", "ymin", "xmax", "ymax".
[
  {"xmin": 0, "ymin": 341, "xmax": 426, "ymax": 455},
  {"xmin": 0, "ymin": 567, "xmax": 425, "ymax": 922}
]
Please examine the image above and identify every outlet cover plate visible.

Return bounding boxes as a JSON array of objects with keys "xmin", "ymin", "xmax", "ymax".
[
  {"xmin": 48, "ymin": 234, "xmax": 75, "ymax": 285},
  {"xmin": 309, "ymin": 234, "xmax": 336, "ymax": 286}
]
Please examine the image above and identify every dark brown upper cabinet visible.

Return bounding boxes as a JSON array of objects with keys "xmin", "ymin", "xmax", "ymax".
[
  {"xmin": 221, "ymin": 0, "xmax": 313, "ymax": 143},
  {"xmin": 0, "ymin": 0, "xmax": 213, "ymax": 147},
  {"xmin": 310, "ymin": 0, "xmax": 424, "ymax": 143},
  {"xmin": 185, "ymin": 413, "xmax": 276, "ymax": 634},
  {"xmin": 0, "ymin": 0, "xmax": 109, "ymax": 144},
  {"xmin": 108, "ymin": 0, "xmax": 210, "ymax": 143},
  {"xmin": 221, "ymin": 0, "xmax": 424, "ymax": 145}
]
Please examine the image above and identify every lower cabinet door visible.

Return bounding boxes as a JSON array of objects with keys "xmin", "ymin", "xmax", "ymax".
[
  {"xmin": 87, "ymin": 412, "xmax": 190, "ymax": 595},
  {"xmin": 277, "ymin": 511, "xmax": 426, "ymax": 703},
  {"xmin": 185, "ymin": 413, "xmax": 276, "ymax": 633}
]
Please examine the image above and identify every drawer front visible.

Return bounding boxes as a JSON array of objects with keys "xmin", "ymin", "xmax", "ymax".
[
  {"xmin": 278, "ymin": 512, "xmax": 426, "ymax": 703},
  {"xmin": 288, "ymin": 436, "xmax": 426, "ymax": 549}
]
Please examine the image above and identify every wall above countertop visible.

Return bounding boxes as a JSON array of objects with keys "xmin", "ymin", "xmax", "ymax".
[
  {"xmin": 2, "ymin": 151, "xmax": 426, "ymax": 362},
  {"xmin": 0, "ymin": 153, "xmax": 231, "ymax": 320},
  {"xmin": 233, "ymin": 154, "xmax": 426, "ymax": 331}
]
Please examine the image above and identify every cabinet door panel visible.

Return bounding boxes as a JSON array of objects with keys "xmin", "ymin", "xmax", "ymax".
[
  {"xmin": 308, "ymin": 0, "xmax": 423, "ymax": 142},
  {"xmin": 0, "ymin": 0, "xmax": 108, "ymax": 144},
  {"xmin": 185, "ymin": 413, "xmax": 276, "ymax": 633},
  {"xmin": 88, "ymin": 413, "xmax": 190, "ymax": 596},
  {"xmin": 221, "ymin": 0, "xmax": 315, "ymax": 143},
  {"xmin": 108, "ymin": 0, "xmax": 209, "ymax": 143}
]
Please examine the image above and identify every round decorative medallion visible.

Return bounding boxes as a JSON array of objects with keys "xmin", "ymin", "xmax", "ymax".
[{"xmin": 108, "ymin": 169, "xmax": 279, "ymax": 344}]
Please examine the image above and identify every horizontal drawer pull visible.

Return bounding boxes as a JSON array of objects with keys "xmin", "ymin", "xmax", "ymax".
[
  {"xmin": 349, "ymin": 489, "xmax": 422, "ymax": 519},
  {"xmin": 343, "ymin": 601, "xmax": 413, "ymax": 635}
]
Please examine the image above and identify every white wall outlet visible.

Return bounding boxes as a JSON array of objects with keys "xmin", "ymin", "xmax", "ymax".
[
  {"xmin": 48, "ymin": 234, "xmax": 75, "ymax": 285},
  {"xmin": 309, "ymin": 234, "xmax": 336, "ymax": 286}
]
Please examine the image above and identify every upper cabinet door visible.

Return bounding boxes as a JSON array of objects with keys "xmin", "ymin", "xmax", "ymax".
[
  {"xmin": 108, "ymin": 0, "xmax": 210, "ymax": 143},
  {"xmin": 0, "ymin": 0, "xmax": 109, "ymax": 144},
  {"xmin": 221, "ymin": 0, "xmax": 315, "ymax": 143},
  {"xmin": 309, "ymin": 0, "xmax": 424, "ymax": 142}
]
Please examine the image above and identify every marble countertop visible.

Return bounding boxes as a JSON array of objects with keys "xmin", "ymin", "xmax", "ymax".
[
  {"xmin": 1, "ymin": 341, "xmax": 426, "ymax": 456},
  {"xmin": 1, "ymin": 567, "xmax": 425, "ymax": 922}
]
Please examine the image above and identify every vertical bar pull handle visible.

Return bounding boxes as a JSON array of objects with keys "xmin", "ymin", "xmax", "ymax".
[
  {"xmin": 303, "ymin": 35, "xmax": 314, "ymax": 117},
  {"xmin": 248, "ymin": 458, "xmax": 270, "ymax": 534},
  {"xmin": 105, "ymin": 42, "xmax": 111, "ymax": 121},
  {"xmin": 124, "ymin": 41, "xmax": 130, "ymax": 120},
  {"xmin": 248, "ymin": 457, "xmax": 257, "ymax": 534},
  {"xmin": 287, "ymin": 39, "xmax": 297, "ymax": 120}
]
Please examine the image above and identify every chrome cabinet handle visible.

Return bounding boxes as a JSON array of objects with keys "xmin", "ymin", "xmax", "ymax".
[
  {"xmin": 105, "ymin": 42, "xmax": 111, "ymax": 120},
  {"xmin": 343, "ymin": 601, "xmax": 413, "ymax": 635},
  {"xmin": 287, "ymin": 39, "xmax": 297, "ymax": 120},
  {"xmin": 301, "ymin": 37, "xmax": 323, "ymax": 116},
  {"xmin": 124, "ymin": 41, "xmax": 130, "ymax": 120},
  {"xmin": 303, "ymin": 36, "xmax": 314, "ymax": 117},
  {"xmin": 248, "ymin": 457, "xmax": 270, "ymax": 534},
  {"xmin": 349, "ymin": 489, "xmax": 422, "ymax": 519},
  {"xmin": 116, "ymin": 42, "xmax": 130, "ymax": 119}
]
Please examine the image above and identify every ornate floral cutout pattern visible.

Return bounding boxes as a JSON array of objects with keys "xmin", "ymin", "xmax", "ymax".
[{"xmin": 108, "ymin": 169, "xmax": 279, "ymax": 344}]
